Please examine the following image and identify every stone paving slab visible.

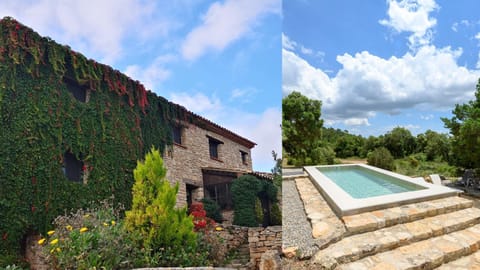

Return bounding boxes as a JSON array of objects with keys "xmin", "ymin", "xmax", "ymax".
[
  {"xmin": 437, "ymin": 249, "xmax": 480, "ymax": 269},
  {"xmin": 342, "ymin": 196, "xmax": 474, "ymax": 235},
  {"xmin": 313, "ymin": 207, "xmax": 480, "ymax": 268},
  {"xmin": 295, "ymin": 177, "xmax": 346, "ymax": 248},
  {"xmin": 337, "ymin": 224, "xmax": 480, "ymax": 270}
]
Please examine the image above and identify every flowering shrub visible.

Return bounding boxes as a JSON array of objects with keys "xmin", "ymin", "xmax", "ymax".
[
  {"xmin": 189, "ymin": 202, "xmax": 210, "ymax": 230},
  {"xmin": 38, "ymin": 200, "xmax": 144, "ymax": 270}
]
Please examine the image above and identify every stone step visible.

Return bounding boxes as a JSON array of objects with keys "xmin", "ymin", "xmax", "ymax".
[
  {"xmin": 337, "ymin": 223, "xmax": 480, "ymax": 270},
  {"xmin": 436, "ymin": 249, "xmax": 480, "ymax": 269},
  {"xmin": 313, "ymin": 207, "xmax": 480, "ymax": 269},
  {"xmin": 342, "ymin": 196, "xmax": 473, "ymax": 235}
]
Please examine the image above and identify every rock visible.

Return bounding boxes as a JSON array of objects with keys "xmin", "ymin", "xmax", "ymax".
[
  {"xmin": 259, "ymin": 250, "xmax": 281, "ymax": 270},
  {"xmin": 282, "ymin": 246, "xmax": 298, "ymax": 258},
  {"xmin": 312, "ymin": 221, "xmax": 331, "ymax": 238}
]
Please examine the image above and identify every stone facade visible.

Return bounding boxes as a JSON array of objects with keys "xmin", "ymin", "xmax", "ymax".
[
  {"xmin": 248, "ymin": 226, "xmax": 282, "ymax": 269},
  {"xmin": 163, "ymin": 120, "xmax": 254, "ymax": 207}
]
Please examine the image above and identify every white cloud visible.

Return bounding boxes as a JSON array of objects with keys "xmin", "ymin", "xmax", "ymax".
[
  {"xmin": 0, "ymin": 0, "xmax": 174, "ymax": 65},
  {"xmin": 379, "ymin": 0, "xmax": 438, "ymax": 49},
  {"xmin": 230, "ymin": 87, "xmax": 257, "ymax": 102},
  {"xmin": 181, "ymin": 0, "xmax": 280, "ymax": 61},
  {"xmin": 282, "ymin": 33, "xmax": 297, "ymax": 51},
  {"xmin": 283, "ymin": 45, "xmax": 480, "ymax": 127},
  {"xmin": 124, "ymin": 54, "xmax": 175, "ymax": 92},
  {"xmin": 420, "ymin": 114, "xmax": 434, "ymax": 120},
  {"xmin": 283, "ymin": 33, "xmax": 325, "ymax": 59},
  {"xmin": 300, "ymin": 45, "xmax": 313, "ymax": 55},
  {"xmin": 344, "ymin": 118, "xmax": 370, "ymax": 126},
  {"xmin": 170, "ymin": 92, "xmax": 222, "ymax": 117},
  {"xmin": 282, "ymin": 49, "xmax": 337, "ymax": 105}
]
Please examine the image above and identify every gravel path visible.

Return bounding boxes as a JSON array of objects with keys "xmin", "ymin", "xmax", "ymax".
[{"xmin": 282, "ymin": 180, "xmax": 319, "ymax": 259}]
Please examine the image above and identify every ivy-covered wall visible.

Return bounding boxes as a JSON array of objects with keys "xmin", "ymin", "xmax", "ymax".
[{"xmin": 0, "ymin": 17, "xmax": 190, "ymax": 258}]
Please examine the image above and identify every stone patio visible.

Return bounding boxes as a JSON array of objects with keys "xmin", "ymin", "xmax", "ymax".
[{"xmin": 283, "ymin": 174, "xmax": 480, "ymax": 269}]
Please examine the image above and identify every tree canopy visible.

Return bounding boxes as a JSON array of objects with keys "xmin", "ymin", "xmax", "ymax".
[
  {"xmin": 282, "ymin": 91, "xmax": 333, "ymax": 166},
  {"xmin": 442, "ymin": 79, "xmax": 480, "ymax": 169}
]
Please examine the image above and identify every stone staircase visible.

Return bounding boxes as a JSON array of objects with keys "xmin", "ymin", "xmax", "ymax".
[
  {"xmin": 312, "ymin": 195, "xmax": 480, "ymax": 269},
  {"xmin": 226, "ymin": 242, "xmax": 251, "ymax": 269}
]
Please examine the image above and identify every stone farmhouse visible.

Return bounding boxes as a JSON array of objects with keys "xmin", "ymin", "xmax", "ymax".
[{"xmin": 0, "ymin": 17, "xmax": 270, "ymax": 255}]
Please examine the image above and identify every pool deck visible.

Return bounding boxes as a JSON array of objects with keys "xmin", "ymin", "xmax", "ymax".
[{"xmin": 282, "ymin": 173, "xmax": 480, "ymax": 270}]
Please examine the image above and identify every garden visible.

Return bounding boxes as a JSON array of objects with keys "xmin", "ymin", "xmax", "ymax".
[{"xmin": 3, "ymin": 148, "xmax": 281, "ymax": 269}]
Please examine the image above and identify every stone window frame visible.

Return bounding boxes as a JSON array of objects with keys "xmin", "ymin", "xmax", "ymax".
[
  {"xmin": 172, "ymin": 125, "xmax": 183, "ymax": 146},
  {"xmin": 240, "ymin": 150, "xmax": 248, "ymax": 165},
  {"xmin": 207, "ymin": 135, "xmax": 223, "ymax": 162}
]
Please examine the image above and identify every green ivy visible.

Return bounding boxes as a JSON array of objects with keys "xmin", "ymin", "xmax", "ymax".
[{"xmin": 0, "ymin": 17, "xmax": 190, "ymax": 263}]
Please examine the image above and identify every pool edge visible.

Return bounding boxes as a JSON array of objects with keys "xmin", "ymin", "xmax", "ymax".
[{"xmin": 304, "ymin": 164, "xmax": 462, "ymax": 217}]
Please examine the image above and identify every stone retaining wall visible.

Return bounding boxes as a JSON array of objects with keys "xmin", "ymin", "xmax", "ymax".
[
  {"xmin": 248, "ymin": 226, "xmax": 282, "ymax": 269},
  {"xmin": 215, "ymin": 225, "xmax": 249, "ymax": 250}
]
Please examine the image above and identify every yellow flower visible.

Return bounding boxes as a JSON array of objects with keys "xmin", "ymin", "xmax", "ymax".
[
  {"xmin": 111, "ymin": 220, "xmax": 116, "ymax": 226},
  {"xmin": 103, "ymin": 222, "xmax": 109, "ymax": 227},
  {"xmin": 38, "ymin": 238, "xmax": 46, "ymax": 245},
  {"xmin": 80, "ymin": 227, "xmax": 88, "ymax": 233},
  {"xmin": 83, "ymin": 214, "xmax": 90, "ymax": 218},
  {"xmin": 56, "ymin": 247, "xmax": 61, "ymax": 252},
  {"xmin": 50, "ymin": 238, "xmax": 58, "ymax": 245},
  {"xmin": 47, "ymin": 230, "xmax": 55, "ymax": 236},
  {"xmin": 66, "ymin": 225, "xmax": 73, "ymax": 231},
  {"xmin": 215, "ymin": 226, "xmax": 223, "ymax": 231},
  {"xmin": 50, "ymin": 248, "xmax": 55, "ymax": 254}
]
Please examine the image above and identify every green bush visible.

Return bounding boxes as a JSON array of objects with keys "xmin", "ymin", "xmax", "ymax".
[
  {"xmin": 231, "ymin": 175, "xmax": 261, "ymax": 227},
  {"xmin": 124, "ymin": 148, "xmax": 202, "ymax": 266},
  {"xmin": 270, "ymin": 202, "xmax": 282, "ymax": 226},
  {"xmin": 201, "ymin": 198, "xmax": 223, "ymax": 223},
  {"xmin": 367, "ymin": 147, "xmax": 395, "ymax": 171}
]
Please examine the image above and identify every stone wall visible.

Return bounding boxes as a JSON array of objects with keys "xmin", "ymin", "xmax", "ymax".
[
  {"xmin": 215, "ymin": 225, "xmax": 249, "ymax": 250},
  {"xmin": 163, "ymin": 121, "xmax": 252, "ymax": 207},
  {"xmin": 248, "ymin": 226, "xmax": 282, "ymax": 269}
]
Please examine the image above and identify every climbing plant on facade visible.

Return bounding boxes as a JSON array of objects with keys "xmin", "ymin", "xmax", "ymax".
[{"xmin": 0, "ymin": 17, "xmax": 191, "ymax": 263}]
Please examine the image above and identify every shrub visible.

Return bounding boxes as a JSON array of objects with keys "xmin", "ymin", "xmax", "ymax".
[
  {"xmin": 201, "ymin": 198, "xmax": 223, "ymax": 223},
  {"xmin": 38, "ymin": 200, "xmax": 144, "ymax": 270},
  {"xmin": 367, "ymin": 147, "xmax": 395, "ymax": 171},
  {"xmin": 231, "ymin": 175, "xmax": 261, "ymax": 227},
  {"xmin": 270, "ymin": 202, "xmax": 282, "ymax": 226},
  {"xmin": 124, "ymin": 148, "xmax": 200, "ymax": 266}
]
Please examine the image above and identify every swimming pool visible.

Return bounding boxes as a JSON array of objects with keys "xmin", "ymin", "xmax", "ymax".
[
  {"xmin": 304, "ymin": 164, "xmax": 460, "ymax": 216},
  {"xmin": 317, "ymin": 165, "xmax": 426, "ymax": 198}
]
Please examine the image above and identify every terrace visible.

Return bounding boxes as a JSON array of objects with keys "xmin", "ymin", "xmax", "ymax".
[{"xmin": 282, "ymin": 167, "xmax": 480, "ymax": 269}]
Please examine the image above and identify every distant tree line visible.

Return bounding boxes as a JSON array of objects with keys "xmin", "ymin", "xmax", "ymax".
[{"xmin": 283, "ymin": 78, "xmax": 480, "ymax": 172}]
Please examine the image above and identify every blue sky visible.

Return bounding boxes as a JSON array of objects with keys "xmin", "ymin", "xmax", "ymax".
[
  {"xmin": 0, "ymin": 0, "xmax": 281, "ymax": 172},
  {"xmin": 283, "ymin": 0, "xmax": 480, "ymax": 137}
]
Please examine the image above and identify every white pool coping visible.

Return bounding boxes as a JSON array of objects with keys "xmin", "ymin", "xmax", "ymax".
[{"xmin": 304, "ymin": 164, "xmax": 461, "ymax": 216}]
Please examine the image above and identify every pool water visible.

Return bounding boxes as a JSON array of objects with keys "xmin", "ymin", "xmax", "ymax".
[{"xmin": 317, "ymin": 166, "xmax": 426, "ymax": 198}]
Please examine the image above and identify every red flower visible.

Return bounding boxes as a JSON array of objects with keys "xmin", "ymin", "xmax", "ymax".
[
  {"xmin": 2, "ymin": 232, "xmax": 7, "ymax": 241},
  {"xmin": 82, "ymin": 165, "xmax": 87, "ymax": 171},
  {"xmin": 31, "ymin": 205, "xmax": 35, "ymax": 213}
]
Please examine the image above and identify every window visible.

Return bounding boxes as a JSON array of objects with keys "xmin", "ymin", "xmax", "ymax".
[
  {"xmin": 208, "ymin": 136, "xmax": 223, "ymax": 159},
  {"xmin": 64, "ymin": 77, "xmax": 87, "ymax": 102},
  {"xmin": 240, "ymin": 150, "xmax": 248, "ymax": 165},
  {"xmin": 63, "ymin": 151, "xmax": 84, "ymax": 183},
  {"xmin": 172, "ymin": 125, "xmax": 182, "ymax": 145}
]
